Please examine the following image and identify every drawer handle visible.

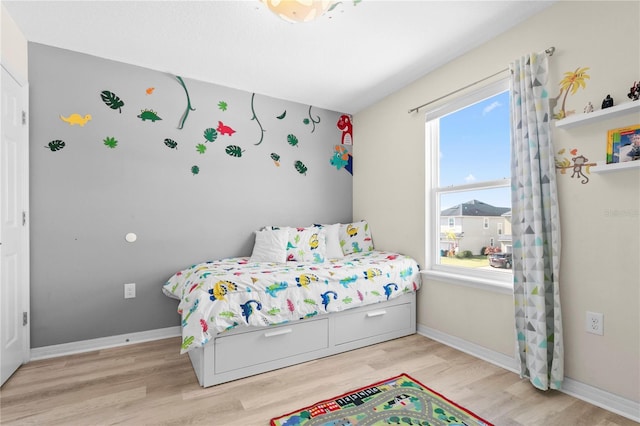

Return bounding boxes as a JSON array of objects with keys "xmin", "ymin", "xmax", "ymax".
[
  {"xmin": 264, "ymin": 328, "xmax": 293, "ymax": 338},
  {"xmin": 366, "ymin": 310, "xmax": 387, "ymax": 318}
]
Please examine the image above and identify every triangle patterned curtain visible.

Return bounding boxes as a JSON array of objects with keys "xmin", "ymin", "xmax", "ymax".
[{"xmin": 509, "ymin": 51, "xmax": 563, "ymax": 390}]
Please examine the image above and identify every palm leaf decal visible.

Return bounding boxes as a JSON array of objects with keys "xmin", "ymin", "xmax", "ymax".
[
  {"xmin": 45, "ymin": 140, "xmax": 65, "ymax": 151},
  {"xmin": 203, "ymin": 128, "xmax": 218, "ymax": 142},
  {"xmin": 100, "ymin": 90, "xmax": 125, "ymax": 113},
  {"xmin": 287, "ymin": 134, "xmax": 299, "ymax": 147},
  {"xmin": 225, "ymin": 145, "xmax": 244, "ymax": 157},
  {"xmin": 294, "ymin": 160, "xmax": 308, "ymax": 175}
]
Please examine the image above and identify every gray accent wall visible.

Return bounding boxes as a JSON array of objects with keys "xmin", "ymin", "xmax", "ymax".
[{"xmin": 28, "ymin": 43, "xmax": 352, "ymax": 348}]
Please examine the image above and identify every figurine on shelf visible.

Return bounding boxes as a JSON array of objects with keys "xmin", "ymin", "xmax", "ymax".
[
  {"xmin": 601, "ymin": 94, "xmax": 614, "ymax": 109},
  {"xmin": 583, "ymin": 102, "xmax": 594, "ymax": 113},
  {"xmin": 627, "ymin": 81, "xmax": 640, "ymax": 101}
]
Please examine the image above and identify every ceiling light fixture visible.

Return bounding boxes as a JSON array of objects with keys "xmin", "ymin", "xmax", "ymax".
[{"xmin": 260, "ymin": 0, "xmax": 335, "ymax": 23}]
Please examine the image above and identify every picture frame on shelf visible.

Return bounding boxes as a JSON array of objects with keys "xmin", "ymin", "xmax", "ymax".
[{"xmin": 606, "ymin": 124, "xmax": 640, "ymax": 164}]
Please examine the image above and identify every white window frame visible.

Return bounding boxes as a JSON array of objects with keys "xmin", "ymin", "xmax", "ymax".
[
  {"xmin": 423, "ymin": 79, "xmax": 513, "ymax": 293},
  {"xmin": 483, "ymin": 217, "xmax": 489, "ymax": 230}
]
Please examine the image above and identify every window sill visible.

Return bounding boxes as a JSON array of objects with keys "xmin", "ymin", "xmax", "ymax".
[{"xmin": 420, "ymin": 269, "xmax": 513, "ymax": 295}]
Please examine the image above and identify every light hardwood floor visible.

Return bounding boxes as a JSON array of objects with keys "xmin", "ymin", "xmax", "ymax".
[{"xmin": 0, "ymin": 334, "xmax": 636, "ymax": 425}]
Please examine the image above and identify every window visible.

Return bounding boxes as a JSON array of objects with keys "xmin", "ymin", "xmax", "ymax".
[{"xmin": 425, "ymin": 79, "xmax": 512, "ymax": 285}]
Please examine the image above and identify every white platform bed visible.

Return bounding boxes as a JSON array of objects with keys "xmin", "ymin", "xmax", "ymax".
[{"xmin": 163, "ymin": 223, "xmax": 421, "ymax": 387}]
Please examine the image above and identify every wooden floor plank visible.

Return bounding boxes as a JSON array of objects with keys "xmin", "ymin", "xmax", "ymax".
[{"xmin": 0, "ymin": 334, "xmax": 636, "ymax": 425}]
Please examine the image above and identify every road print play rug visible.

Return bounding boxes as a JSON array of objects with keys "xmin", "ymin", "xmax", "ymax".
[{"xmin": 270, "ymin": 373, "xmax": 493, "ymax": 426}]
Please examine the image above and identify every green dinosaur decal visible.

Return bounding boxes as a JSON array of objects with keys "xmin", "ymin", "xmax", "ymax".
[
  {"xmin": 137, "ymin": 109, "xmax": 162, "ymax": 122},
  {"xmin": 103, "ymin": 136, "xmax": 118, "ymax": 149},
  {"xmin": 45, "ymin": 140, "xmax": 65, "ymax": 152}
]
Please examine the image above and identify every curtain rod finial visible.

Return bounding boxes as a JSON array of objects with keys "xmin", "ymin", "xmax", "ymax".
[{"xmin": 546, "ymin": 46, "xmax": 556, "ymax": 56}]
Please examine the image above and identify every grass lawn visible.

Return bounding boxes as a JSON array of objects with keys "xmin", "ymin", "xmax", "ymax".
[{"xmin": 440, "ymin": 255, "xmax": 490, "ymax": 268}]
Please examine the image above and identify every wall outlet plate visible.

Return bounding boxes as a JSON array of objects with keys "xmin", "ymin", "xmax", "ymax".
[
  {"xmin": 586, "ymin": 311, "xmax": 603, "ymax": 335},
  {"xmin": 124, "ymin": 283, "xmax": 136, "ymax": 299}
]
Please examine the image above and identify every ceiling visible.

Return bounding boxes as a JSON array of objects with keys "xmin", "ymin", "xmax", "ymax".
[{"xmin": 3, "ymin": 0, "xmax": 555, "ymax": 114}]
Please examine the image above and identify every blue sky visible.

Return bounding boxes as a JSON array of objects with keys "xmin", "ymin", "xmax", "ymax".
[{"xmin": 438, "ymin": 90, "xmax": 511, "ymax": 210}]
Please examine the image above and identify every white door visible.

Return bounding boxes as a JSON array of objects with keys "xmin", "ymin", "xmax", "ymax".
[{"xmin": 1, "ymin": 65, "xmax": 30, "ymax": 386}]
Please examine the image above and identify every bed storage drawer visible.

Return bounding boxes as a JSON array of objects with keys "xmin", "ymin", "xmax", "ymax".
[
  {"xmin": 214, "ymin": 319, "xmax": 329, "ymax": 373},
  {"xmin": 333, "ymin": 301, "xmax": 412, "ymax": 345}
]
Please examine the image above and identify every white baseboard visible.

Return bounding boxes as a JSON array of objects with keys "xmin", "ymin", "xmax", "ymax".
[
  {"xmin": 417, "ymin": 325, "xmax": 640, "ymax": 423},
  {"xmin": 29, "ymin": 326, "xmax": 181, "ymax": 361}
]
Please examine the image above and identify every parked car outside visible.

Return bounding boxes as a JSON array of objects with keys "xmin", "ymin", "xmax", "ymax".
[{"xmin": 488, "ymin": 252, "xmax": 512, "ymax": 269}]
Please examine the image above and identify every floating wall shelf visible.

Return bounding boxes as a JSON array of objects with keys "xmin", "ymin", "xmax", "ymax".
[
  {"xmin": 591, "ymin": 160, "xmax": 640, "ymax": 174},
  {"xmin": 554, "ymin": 101, "xmax": 640, "ymax": 129}
]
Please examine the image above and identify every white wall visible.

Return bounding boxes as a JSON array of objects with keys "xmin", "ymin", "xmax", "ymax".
[
  {"xmin": 0, "ymin": 3, "xmax": 28, "ymax": 83},
  {"xmin": 354, "ymin": 1, "xmax": 639, "ymax": 403}
]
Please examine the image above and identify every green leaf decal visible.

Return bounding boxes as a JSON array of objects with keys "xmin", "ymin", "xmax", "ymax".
[
  {"xmin": 191, "ymin": 165, "xmax": 200, "ymax": 175},
  {"xmin": 196, "ymin": 143, "xmax": 207, "ymax": 154},
  {"xmin": 287, "ymin": 134, "xmax": 299, "ymax": 147},
  {"xmin": 181, "ymin": 336, "xmax": 194, "ymax": 350},
  {"xmin": 103, "ymin": 136, "xmax": 118, "ymax": 149},
  {"xmin": 45, "ymin": 140, "xmax": 65, "ymax": 151},
  {"xmin": 294, "ymin": 160, "xmax": 308, "ymax": 175},
  {"xmin": 276, "ymin": 110, "xmax": 287, "ymax": 119},
  {"xmin": 225, "ymin": 145, "xmax": 244, "ymax": 157},
  {"xmin": 218, "ymin": 101, "xmax": 228, "ymax": 111},
  {"xmin": 164, "ymin": 138, "xmax": 178, "ymax": 149},
  {"xmin": 100, "ymin": 90, "xmax": 125, "ymax": 113},
  {"xmin": 271, "ymin": 153, "xmax": 280, "ymax": 167},
  {"xmin": 203, "ymin": 128, "xmax": 218, "ymax": 142}
]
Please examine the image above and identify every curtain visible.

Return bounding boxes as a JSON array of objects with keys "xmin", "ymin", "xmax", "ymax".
[{"xmin": 509, "ymin": 51, "xmax": 563, "ymax": 390}]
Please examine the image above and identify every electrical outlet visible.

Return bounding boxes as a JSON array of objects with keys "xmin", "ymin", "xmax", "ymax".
[
  {"xmin": 124, "ymin": 283, "xmax": 136, "ymax": 299},
  {"xmin": 586, "ymin": 311, "xmax": 603, "ymax": 335}
]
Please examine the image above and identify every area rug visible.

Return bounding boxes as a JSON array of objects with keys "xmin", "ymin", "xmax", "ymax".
[{"xmin": 270, "ymin": 373, "xmax": 493, "ymax": 426}]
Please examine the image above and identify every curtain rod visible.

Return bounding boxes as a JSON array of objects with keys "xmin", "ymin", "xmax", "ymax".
[{"xmin": 407, "ymin": 46, "xmax": 556, "ymax": 114}]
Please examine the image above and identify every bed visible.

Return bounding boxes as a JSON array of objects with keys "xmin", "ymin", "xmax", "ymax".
[{"xmin": 163, "ymin": 221, "xmax": 421, "ymax": 387}]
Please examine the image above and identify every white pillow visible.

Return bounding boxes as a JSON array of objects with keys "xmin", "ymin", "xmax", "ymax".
[
  {"xmin": 285, "ymin": 227, "xmax": 327, "ymax": 263},
  {"xmin": 315, "ymin": 223, "xmax": 343, "ymax": 259},
  {"xmin": 249, "ymin": 228, "xmax": 289, "ymax": 263}
]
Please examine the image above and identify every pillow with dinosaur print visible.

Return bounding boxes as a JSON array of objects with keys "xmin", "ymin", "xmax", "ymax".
[
  {"xmin": 284, "ymin": 226, "xmax": 327, "ymax": 263},
  {"xmin": 339, "ymin": 220, "xmax": 374, "ymax": 255}
]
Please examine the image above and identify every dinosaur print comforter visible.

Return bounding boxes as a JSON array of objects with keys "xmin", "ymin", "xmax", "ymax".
[{"xmin": 163, "ymin": 250, "xmax": 421, "ymax": 353}]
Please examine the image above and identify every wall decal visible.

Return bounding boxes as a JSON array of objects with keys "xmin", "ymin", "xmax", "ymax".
[
  {"xmin": 218, "ymin": 101, "xmax": 228, "ymax": 111},
  {"xmin": 551, "ymin": 67, "xmax": 590, "ymax": 120},
  {"xmin": 45, "ymin": 139, "xmax": 66, "ymax": 151},
  {"xmin": 137, "ymin": 109, "xmax": 162, "ymax": 122},
  {"xmin": 337, "ymin": 114, "xmax": 353, "ymax": 145},
  {"xmin": 191, "ymin": 165, "xmax": 200, "ymax": 175},
  {"xmin": 294, "ymin": 160, "xmax": 308, "ymax": 175},
  {"xmin": 330, "ymin": 145, "xmax": 353, "ymax": 175},
  {"xmin": 196, "ymin": 143, "xmax": 207, "ymax": 154},
  {"xmin": 204, "ymin": 127, "xmax": 218, "ymax": 142},
  {"xmin": 555, "ymin": 148, "xmax": 595, "ymax": 184},
  {"xmin": 303, "ymin": 105, "xmax": 321, "ymax": 132},
  {"xmin": 225, "ymin": 145, "xmax": 244, "ymax": 157},
  {"xmin": 176, "ymin": 76, "xmax": 196, "ymax": 129},
  {"xmin": 146, "ymin": 87, "xmax": 155, "ymax": 95},
  {"xmin": 287, "ymin": 134, "xmax": 299, "ymax": 147},
  {"xmin": 277, "ymin": 111, "xmax": 287, "ymax": 120},
  {"xmin": 270, "ymin": 153, "xmax": 281, "ymax": 166},
  {"xmin": 100, "ymin": 90, "xmax": 125, "ymax": 113},
  {"xmin": 250, "ymin": 93, "xmax": 266, "ymax": 145},
  {"xmin": 103, "ymin": 136, "xmax": 118, "ymax": 149},
  {"xmin": 164, "ymin": 138, "xmax": 178, "ymax": 149},
  {"xmin": 217, "ymin": 121, "xmax": 236, "ymax": 136},
  {"xmin": 60, "ymin": 113, "xmax": 92, "ymax": 126}
]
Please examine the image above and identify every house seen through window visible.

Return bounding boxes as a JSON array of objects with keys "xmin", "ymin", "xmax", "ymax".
[{"xmin": 426, "ymin": 79, "xmax": 513, "ymax": 282}]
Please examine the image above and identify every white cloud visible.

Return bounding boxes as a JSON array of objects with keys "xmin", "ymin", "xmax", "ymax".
[
  {"xmin": 483, "ymin": 101, "xmax": 501, "ymax": 115},
  {"xmin": 465, "ymin": 174, "xmax": 476, "ymax": 183}
]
